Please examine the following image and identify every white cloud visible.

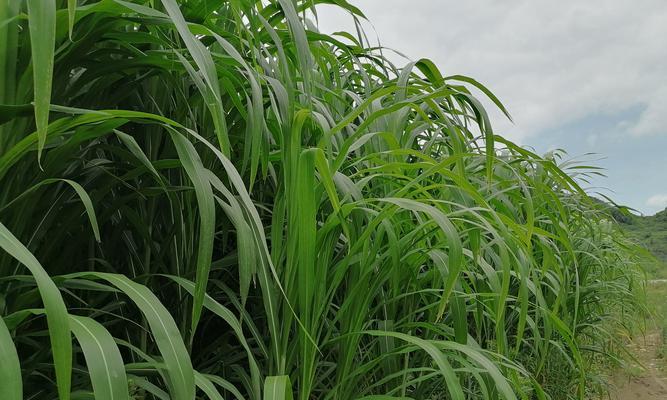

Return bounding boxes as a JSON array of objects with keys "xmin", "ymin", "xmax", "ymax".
[
  {"xmin": 630, "ymin": 87, "xmax": 667, "ymax": 136},
  {"xmin": 586, "ymin": 133, "xmax": 599, "ymax": 147},
  {"xmin": 646, "ymin": 194, "xmax": 667, "ymax": 209},
  {"xmin": 315, "ymin": 0, "xmax": 667, "ymax": 142}
]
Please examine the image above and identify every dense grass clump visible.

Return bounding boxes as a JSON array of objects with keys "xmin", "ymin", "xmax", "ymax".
[{"xmin": 0, "ymin": 1, "xmax": 647, "ymax": 399}]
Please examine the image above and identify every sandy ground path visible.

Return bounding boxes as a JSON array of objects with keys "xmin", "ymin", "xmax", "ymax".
[{"xmin": 608, "ymin": 331, "xmax": 667, "ymax": 400}]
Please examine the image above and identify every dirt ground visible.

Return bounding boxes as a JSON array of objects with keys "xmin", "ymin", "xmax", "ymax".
[{"xmin": 608, "ymin": 331, "xmax": 667, "ymax": 400}]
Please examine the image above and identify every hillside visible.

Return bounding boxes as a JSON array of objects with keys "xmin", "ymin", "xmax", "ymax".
[{"xmin": 616, "ymin": 208, "xmax": 667, "ymax": 277}]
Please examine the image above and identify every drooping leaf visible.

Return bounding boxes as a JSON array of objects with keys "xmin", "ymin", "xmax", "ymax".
[
  {"xmin": 0, "ymin": 223, "xmax": 71, "ymax": 400},
  {"xmin": 26, "ymin": 0, "xmax": 56, "ymax": 162}
]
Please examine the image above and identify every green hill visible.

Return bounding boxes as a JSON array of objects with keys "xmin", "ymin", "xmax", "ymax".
[{"xmin": 615, "ymin": 208, "xmax": 667, "ymax": 278}]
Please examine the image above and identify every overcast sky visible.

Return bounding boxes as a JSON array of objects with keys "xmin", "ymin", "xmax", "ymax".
[{"xmin": 315, "ymin": 0, "xmax": 667, "ymax": 215}]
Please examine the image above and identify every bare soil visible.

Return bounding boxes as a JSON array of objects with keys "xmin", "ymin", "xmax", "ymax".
[{"xmin": 608, "ymin": 332, "xmax": 667, "ymax": 400}]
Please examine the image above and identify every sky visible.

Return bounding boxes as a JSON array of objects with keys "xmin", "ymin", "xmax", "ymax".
[{"xmin": 315, "ymin": 0, "xmax": 667, "ymax": 215}]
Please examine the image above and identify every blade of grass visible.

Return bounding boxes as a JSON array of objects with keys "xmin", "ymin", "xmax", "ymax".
[
  {"xmin": 0, "ymin": 316, "xmax": 22, "ymax": 400},
  {"xmin": 66, "ymin": 272, "xmax": 195, "ymax": 400},
  {"xmin": 264, "ymin": 376, "xmax": 294, "ymax": 400},
  {"xmin": 69, "ymin": 315, "xmax": 130, "ymax": 400},
  {"xmin": 26, "ymin": 0, "xmax": 56, "ymax": 162},
  {"xmin": 166, "ymin": 127, "xmax": 215, "ymax": 336},
  {"xmin": 0, "ymin": 222, "xmax": 71, "ymax": 400}
]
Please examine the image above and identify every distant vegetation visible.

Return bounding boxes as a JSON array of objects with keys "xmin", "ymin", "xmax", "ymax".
[
  {"xmin": 612, "ymin": 207, "xmax": 667, "ymax": 278},
  {"xmin": 0, "ymin": 1, "xmax": 650, "ymax": 400},
  {"xmin": 611, "ymin": 207, "xmax": 667, "ymax": 388}
]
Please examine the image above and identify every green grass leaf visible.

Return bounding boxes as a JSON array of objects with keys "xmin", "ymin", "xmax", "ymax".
[
  {"xmin": 167, "ymin": 127, "xmax": 215, "ymax": 336},
  {"xmin": 0, "ymin": 316, "xmax": 22, "ymax": 400},
  {"xmin": 264, "ymin": 376, "xmax": 293, "ymax": 400},
  {"xmin": 26, "ymin": 0, "xmax": 56, "ymax": 162},
  {"xmin": 67, "ymin": 272, "xmax": 195, "ymax": 400},
  {"xmin": 364, "ymin": 331, "xmax": 464, "ymax": 400},
  {"xmin": 69, "ymin": 315, "xmax": 130, "ymax": 400},
  {"xmin": 0, "ymin": 223, "xmax": 71, "ymax": 400}
]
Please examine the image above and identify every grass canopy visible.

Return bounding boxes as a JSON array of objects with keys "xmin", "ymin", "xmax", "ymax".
[{"xmin": 0, "ymin": 0, "xmax": 647, "ymax": 399}]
